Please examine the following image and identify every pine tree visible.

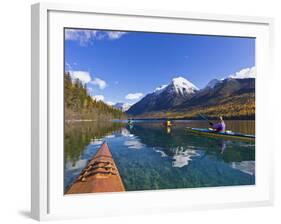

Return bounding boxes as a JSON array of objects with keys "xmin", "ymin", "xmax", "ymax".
[{"xmin": 64, "ymin": 73, "xmax": 126, "ymax": 120}]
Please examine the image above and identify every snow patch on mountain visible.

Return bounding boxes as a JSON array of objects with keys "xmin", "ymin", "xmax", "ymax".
[
  {"xmin": 113, "ymin": 102, "xmax": 132, "ymax": 112},
  {"xmin": 154, "ymin": 84, "xmax": 168, "ymax": 94},
  {"xmin": 205, "ymin": 67, "xmax": 256, "ymax": 89},
  {"xmin": 171, "ymin": 76, "xmax": 199, "ymax": 94}
]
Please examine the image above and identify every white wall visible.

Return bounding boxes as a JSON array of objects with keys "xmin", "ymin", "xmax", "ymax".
[{"xmin": 0, "ymin": 0, "xmax": 280, "ymax": 223}]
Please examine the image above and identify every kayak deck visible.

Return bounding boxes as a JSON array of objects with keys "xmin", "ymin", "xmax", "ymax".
[
  {"xmin": 186, "ymin": 127, "xmax": 255, "ymax": 142},
  {"xmin": 66, "ymin": 142, "xmax": 125, "ymax": 194}
]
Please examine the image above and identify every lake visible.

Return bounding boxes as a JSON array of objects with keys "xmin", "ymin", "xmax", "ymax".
[{"xmin": 64, "ymin": 120, "xmax": 255, "ymax": 193}]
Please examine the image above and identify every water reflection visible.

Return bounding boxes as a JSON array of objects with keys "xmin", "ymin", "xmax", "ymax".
[
  {"xmin": 128, "ymin": 123, "xmax": 255, "ymax": 164},
  {"xmin": 231, "ymin": 161, "xmax": 255, "ymax": 176},
  {"xmin": 124, "ymin": 139, "xmax": 144, "ymax": 149},
  {"xmin": 166, "ymin": 126, "xmax": 172, "ymax": 134},
  {"xmin": 64, "ymin": 120, "xmax": 255, "ymax": 192},
  {"xmin": 64, "ymin": 121, "xmax": 125, "ymax": 166},
  {"xmin": 171, "ymin": 147, "xmax": 200, "ymax": 168},
  {"xmin": 219, "ymin": 140, "xmax": 227, "ymax": 154}
]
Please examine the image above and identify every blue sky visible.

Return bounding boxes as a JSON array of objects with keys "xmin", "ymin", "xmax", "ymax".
[{"xmin": 64, "ymin": 28, "xmax": 255, "ymax": 105}]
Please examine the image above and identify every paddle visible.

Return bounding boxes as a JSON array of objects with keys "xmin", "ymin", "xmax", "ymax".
[{"xmin": 198, "ymin": 113, "xmax": 214, "ymax": 126}]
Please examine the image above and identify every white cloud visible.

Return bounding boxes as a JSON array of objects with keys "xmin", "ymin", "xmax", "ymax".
[
  {"xmin": 65, "ymin": 62, "xmax": 72, "ymax": 70},
  {"xmin": 87, "ymin": 87, "xmax": 93, "ymax": 95},
  {"xmin": 90, "ymin": 78, "xmax": 107, "ymax": 90},
  {"xmin": 125, "ymin": 92, "xmax": 143, "ymax": 100},
  {"xmin": 92, "ymin": 95, "xmax": 105, "ymax": 102},
  {"xmin": 229, "ymin": 66, "xmax": 256, "ymax": 79},
  {"xmin": 65, "ymin": 29, "xmax": 126, "ymax": 46},
  {"xmin": 106, "ymin": 31, "xmax": 127, "ymax": 40},
  {"xmin": 106, "ymin": 101, "xmax": 115, "ymax": 106},
  {"xmin": 68, "ymin": 70, "xmax": 108, "ymax": 91},
  {"xmin": 65, "ymin": 29, "xmax": 98, "ymax": 46},
  {"xmin": 69, "ymin": 71, "xmax": 91, "ymax": 84},
  {"xmin": 205, "ymin": 66, "xmax": 256, "ymax": 89}
]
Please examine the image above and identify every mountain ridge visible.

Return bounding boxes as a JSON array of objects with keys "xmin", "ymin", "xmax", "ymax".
[
  {"xmin": 127, "ymin": 68, "xmax": 255, "ymax": 119},
  {"xmin": 127, "ymin": 76, "xmax": 199, "ymax": 115}
]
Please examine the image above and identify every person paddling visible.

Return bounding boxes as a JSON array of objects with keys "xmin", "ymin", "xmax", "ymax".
[
  {"xmin": 212, "ymin": 116, "xmax": 226, "ymax": 132},
  {"xmin": 166, "ymin": 120, "xmax": 172, "ymax": 127},
  {"xmin": 198, "ymin": 113, "xmax": 226, "ymax": 132}
]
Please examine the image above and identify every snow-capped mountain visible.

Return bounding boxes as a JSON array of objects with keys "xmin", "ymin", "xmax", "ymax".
[
  {"xmin": 204, "ymin": 67, "xmax": 256, "ymax": 89},
  {"xmin": 170, "ymin": 76, "xmax": 199, "ymax": 94},
  {"xmin": 178, "ymin": 77, "xmax": 255, "ymax": 110},
  {"xmin": 127, "ymin": 76, "xmax": 198, "ymax": 115},
  {"xmin": 113, "ymin": 102, "xmax": 132, "ymax": 112},
  {"xmin": 153, "ymin": 77, "xmax": 198, "ymax": 95},
  {"xmin": 127, "ymin": 67, "xmax": 255, "ymax": 117}
]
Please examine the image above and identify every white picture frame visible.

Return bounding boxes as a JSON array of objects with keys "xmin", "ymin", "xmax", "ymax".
[{"xmin": 31, "ymin": 2, "xmax": 274, "ymax": 221}]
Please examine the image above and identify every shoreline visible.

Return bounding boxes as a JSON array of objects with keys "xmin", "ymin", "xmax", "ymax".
[{"xmin": 65, "ymin": 118, "xmax": 255, "ymax": 122}]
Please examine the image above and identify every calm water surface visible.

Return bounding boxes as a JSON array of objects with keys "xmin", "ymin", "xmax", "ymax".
[{"xmin": 64, "ymin": 120, "xmax": 255, "ymax": 192}]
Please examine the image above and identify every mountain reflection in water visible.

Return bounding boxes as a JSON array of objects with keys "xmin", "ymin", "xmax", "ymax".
[{"xmin": 64, "ymin": 120, "xmax": 255, "ymax": 192}]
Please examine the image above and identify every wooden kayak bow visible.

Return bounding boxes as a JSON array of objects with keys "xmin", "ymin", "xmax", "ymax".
[{"xmin": 66, "ymin": 142, "xmax": 125, "ymax": 194}]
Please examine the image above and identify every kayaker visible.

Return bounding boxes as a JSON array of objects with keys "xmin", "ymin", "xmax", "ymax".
[
  {"xmin": 212, "ymin": 116, "xmax": 226, "ymax": 132},
  {"xmin": 166, "ymin": 120, "xmax": 172, "ymax": 127},
  {"xmin": 163, "ymin": 118, "xmax": 171, "ymax": 127}
]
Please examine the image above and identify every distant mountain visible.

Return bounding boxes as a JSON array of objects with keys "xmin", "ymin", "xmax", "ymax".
[
  {"xmin": 126, "ymin": 67, "xmax": 256, "ymax": 119},
  {"xmin": 177, "ymin": 77, "xmax": 255, "ymax": 119},
  {"xmin": 204, "ymin": 66, "xmax": 255, "ymax": 89},
  {"xmin": 127, "ymin": 77, "xmax": 199, "ymax": 115},
  {"xmin": 178, "ymin": 78, "xmax": 255, "ymax": 108},
  {"xmin": 205, "ymin": 79, "xmax": 223, "ymax": 89},
  {"xmin": 113, "ymin": 102, "xmax": 132, "ymax": 112}
]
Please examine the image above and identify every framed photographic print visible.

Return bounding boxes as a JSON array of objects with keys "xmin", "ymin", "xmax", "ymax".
[{"xmin": 31, "ymin": 2, "xmax": 274, "ymax": 221}]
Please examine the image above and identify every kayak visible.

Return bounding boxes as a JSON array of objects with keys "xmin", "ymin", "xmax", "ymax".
[
  {"xmin": 186, "ymin": 127, "xmax": 255, "ymax": 142},
  {"xmin": 164, "ymin": 123, "xmax": 173, "ymax": 127},
  {"xmin": 163, "ymin": 121, "xmax": 173, "ymax": 127},
  {"xmin": 66, "ymin": 142, "xmax": 125, "ymax": 194}
]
